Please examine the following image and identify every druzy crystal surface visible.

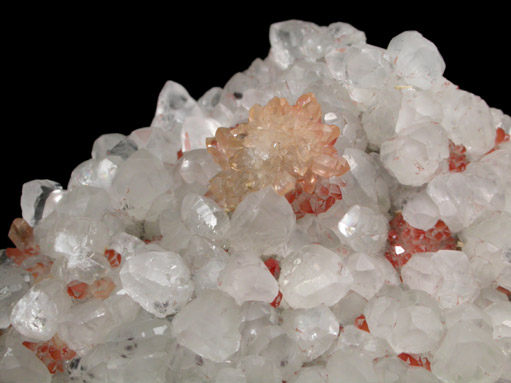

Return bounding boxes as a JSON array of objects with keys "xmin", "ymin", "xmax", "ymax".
[{"xmin": 1, "ymin": 19, "xmax": 511, "ymax": 383}]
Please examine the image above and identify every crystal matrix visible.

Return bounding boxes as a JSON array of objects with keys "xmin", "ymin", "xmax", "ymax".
[{"xmin": 1, "ymin": 19, "xmax": 511, "ymax": 383}]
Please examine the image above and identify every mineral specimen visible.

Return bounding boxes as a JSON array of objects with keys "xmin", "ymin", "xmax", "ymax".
[{"xmin": 1, "ymin": 19, "xmax": 511, "ymax": 383}]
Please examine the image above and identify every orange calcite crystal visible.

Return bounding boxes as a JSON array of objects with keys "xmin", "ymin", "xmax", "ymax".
[
  {"xmin": 8, "ymin": 218, "xmax": 35, "ymax": 251},
  {"xmin": 206, "ymin": 93, "xmax": 349, "ymax": 211}
]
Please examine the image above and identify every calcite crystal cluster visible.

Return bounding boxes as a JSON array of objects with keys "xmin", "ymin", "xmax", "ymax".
[{"xmin": 1, "ymin": 20, "xmax": 511, "ymax": 383}]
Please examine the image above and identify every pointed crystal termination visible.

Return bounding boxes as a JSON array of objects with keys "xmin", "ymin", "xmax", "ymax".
[
  {"xmin": 206, "ymin": 93, "xmax": 350, "ymax": 212},
  {"xmin": 21, "ymin": 179, "xmax": 63, "ymax": 226}
]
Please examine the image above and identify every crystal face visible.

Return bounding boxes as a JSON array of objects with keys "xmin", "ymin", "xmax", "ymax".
[{"xmin": 2, "ymin": 19, "xmax": 511, "ymax": 383}]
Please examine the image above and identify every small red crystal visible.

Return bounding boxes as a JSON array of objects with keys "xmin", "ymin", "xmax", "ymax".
[
  {"xmin": 448, "ymin": 140, "xmax": 468, "ymax": 173},
  {"xmin": 495, "ymin": 127, "xmax": 510, "ymax": 146},
  {"xmin": 354, "ymin": 314, "xmax": 370, "ymax": 333},
  {"xmin": 264, "ymin": 258, "xmax": 280, "ymax": 279},
  {"xmin": 270, "ymin": 291, "xmax": 283, "ymax": 308},
  {"xmin": 67, "ymin": 280, "xmax": 89, "ymax": 300},
  {"xmin": 285, "ymin": 178, "xmax": 343, "ymax": 219},
  {"xmin": 385, "ymin": 213, "xmax": 457, "ymax": 268},
  {"xmin": 398, "ymin": 353, "xmax": 432, "ymax": 371},
  {"xmin": 104, "ymin": 249, "xmax": 122, "ymax": 268},
  {"xmin": 23, "ymin": 336, "xmax": 77, "ymax": 374}
]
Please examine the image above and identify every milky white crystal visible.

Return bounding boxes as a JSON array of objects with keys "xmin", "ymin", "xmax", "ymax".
[
  {"xmin": 119, "ymin": 243, "xmax": 193, "ymax": 317},
  {"xmin": 346, "ymin": 252, "xmax": 400, "ymax": 300},
  {"xmin": 281, "ymin": 304, "xmax": 339, "ymax": 361},
  {"xmin": 218, "ymin": 253, "xmax": 278, "ymax": 305},
  {"xmin": 10, "ymin": 279, "xmax": 71, "ymax": 341},
  {"xmin": 432, "ymin": 322, "xmax": 504, "ymax": 383},
  {"xmin": 380, "ymin": 122, "xmax": 449, "ymax": 186},
  {"xmin": 337, "ymin": 205, "xmax": 389, "ymax": 255},
  {"xmin": 21, "ymin": 179, "xmax": 63, "ymax": 226},
  {"xmin": 171, "ymin": 290, "xmax": 242, "ymax": 362},
  {"xmin": 402, "ymin": 250, "xmax": 479, "ymax": 309},
  {"xmin": 279, "ymin": 244, "xmax": 353, "ymax": 309},
  {"xmin": 364, "ymin": 286, "xmax": 445, "ymax": 354},
  {"xmin": 228, "ymin": 187, "xmax": 295, "ymax": 255},
  {"xmin": 387, "ymin": 31, "xmax": 445, "ymax": 89},
  {"xmin": 0, "ymin": 266, "xmax": 31, "ymax": 329}
]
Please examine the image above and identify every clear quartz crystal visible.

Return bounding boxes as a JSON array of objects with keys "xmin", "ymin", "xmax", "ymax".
[
  {"xmin": 228, "ymin": 187, "xmax": 295, "ymax": 255},
  {"xmin": 21, "ymin": 179, "xmax": 63, "ymax": 226},
  {"xmin": 218, "ymin": 253, "xmax": 278, "ymax": 305},
  {"xmin": 10, "ymin": 279, "xmax": 71, "ymax": 341},
  {"xmin": 119, "ymin": 243, "xmax": 193, "ymax": 318},
  {"xmin": 171, "ymin": 290, "xmax": 242, "ymax": 362},
  {"xmin": 281, "ymin": 304, "xmax": 339, "ymax": 361},
  {"xmin": 181, "ymin": 193, "xmax": 230, "ymax": 241},
  {"xmin": 0, "ymin": 266, "xmax": 31, "ymax": 329},
  {"xmin": 432, "ymin": 322, "xmax": 504, "ymax": 383},
  {"xmin": 337, "ymin": 205, "xmax": 389, "ymax": 254},
  {"xmin": 279, "ymin": 244, "xmax": 353, "ymax": 309}
]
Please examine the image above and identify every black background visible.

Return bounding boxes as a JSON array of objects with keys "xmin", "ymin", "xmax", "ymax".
[{"xmin": 2, "ymin": 6, "xmax": 509, "ymax": 248}]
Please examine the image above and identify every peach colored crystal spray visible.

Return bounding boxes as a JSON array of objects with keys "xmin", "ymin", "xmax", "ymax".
[{"xmin": 206, "ymin": 93, "xmax": 350, "ymax": 213}]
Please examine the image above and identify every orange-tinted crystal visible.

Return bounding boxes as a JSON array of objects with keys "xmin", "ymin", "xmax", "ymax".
[{"xmin": 206, "ymin": 93, "xmax": 349, "ymax": 211}]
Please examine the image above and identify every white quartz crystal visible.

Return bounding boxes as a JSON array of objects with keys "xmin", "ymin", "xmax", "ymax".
[
  {"xmin": 181, "ymin": 193, "xmax": 230, "ymax": 241},
  {"xmin": 347, "ymin": 252, "xmax": 400, "ymax": 300},
  {"xmin": 120, "ymin": 243, "xmax": 193, "ymax": 317},
  {"xmin": 279, "ymin": 244, "xmax": 353, "ymax": 309},
  {"xmin": 281, "ymin": 304, "xmax": 339, "ymax": 361},
  {"xmin": 21, "ymin": 179, "xmax": 63, "ymax": 226},
  {"xmin": 171, "ymin": 290, "xmax": 242, "ymax": 362},
  {"xmin": 364, "ymin": 286, "xmax": 445, "ymax": 354},
  {"xmin": 92, "ymin": 133, "xmax": 138, "ymax": 160},
  {"xmin": 228, "ymin": 187, "xmax": 295, "ymax": 255},
  {"xmin": 326, "ymin": 349, "xmax": 379, "ymax": 383},
  {"xmin": 387, "ymin": 31, "xmax": 445, "ymax": 89},
  {"xmin": 10, "ymin": 279, "xmax": 71, "ymax": 341},
  {"xmin": 337, "ymin": 205, "xmax": 389, "ymax": 255},
  {"xmin": 110, "ymin": 150, "xmax": 174, "ymax": 220},
  {"xmin": 402, "ymin": 250, "xmax": 480, "ymax": 309},
  {"xmin": 402, "ymin": 191, "xmax": 440, "ymax": 230},
  {"xmin": 432, "ymin": 322, "xmax": 504, "ymax": 383},
  {"xmin": 218, "ymin": 253, "xmax": 278, "ymax": 305},
  {"xmin": 0, "ymin": 266, "xmax": 31, "ymax": 329},
  {"xmin": 380, "ymin": 122, "xmax": 449, "ymax": 186}
]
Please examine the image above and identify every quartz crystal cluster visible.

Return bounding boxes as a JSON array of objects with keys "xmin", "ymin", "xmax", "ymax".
[{"xmin": 1, "ymin": 20, "xmax": 511, "ymax": 383}]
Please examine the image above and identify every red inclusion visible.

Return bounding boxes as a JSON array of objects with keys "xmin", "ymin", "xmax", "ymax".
[
  {"xmin": 285, "ymin": 177, "xmax": 343, "ymax": 219},
  {"xmin": 23, "ymin": 336, "xmax": 76, "ymax": 374},
  {"xmin": 104, "ymin": 249, "xmax": 122, "ymax": 268},
  {"xmin": 5, "ymin": 248, "xmax": 28, "ymax": 265},
  {"xmin": 270, "ymin": 291, "xmax": 283, "ymax": 308},
  {"xmin": 495, "ymin": 128, "xmax": 510, "ymax": 146},
  {"xmin": 385, "ymin": 213, "xmax": 457, "ymax": 268},
  {"xmin": 398, "ymin": 353, "xmax": 432, "ymax": 371},
  {"xmin": 354, "ymin": 314, "xmax": 370, "ymax": 333},
  {"xmin": 264, "ymin": 258, "xmax": 280, "ymax": 279},
  {"xmin": 448, "ymin": 140, "xmax": 468, "ymax": 172},
  {"xmin": 497, "ymin": 286, "xmax": 511, "ymax": 298},
  {"xmin": 67, "ymin": 280, "xmax": 89, "ymax": 300},
  {"xmin": 177, "ymin": 149, "xmax": 183, "ymax": 159},
  {"xmin": 25, "ymin": 260, "xmax": 53, "ymax": 280}
]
